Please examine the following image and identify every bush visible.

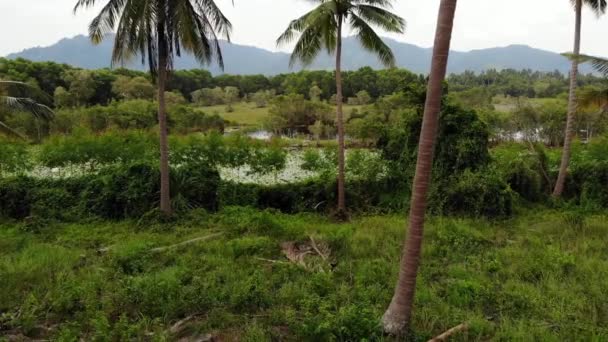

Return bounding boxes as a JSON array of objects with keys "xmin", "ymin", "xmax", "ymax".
[
  {"xmin": 563, "ymin": 137, "xmax": 608, "ymax": 208},
  {"xmin": 39, "ymin": 130, "xmax": 157, "ymax": 170},
  {"xmin": 431, "ymin": 169, "xmax": 514, "ymax": 217},
  {"xmin": 0, "ymin": 138, "xmax": 31, "ymax": 176},
  {"xmin": 0, "ymin": 176, "xmax": 33, "ymax": 219},
  {"xmin": 492, "ymin": 143, "xmax": 549, "ymax": 202},
  {"xmin": 0, "ymin": 162, "xmax": 220, "ymax": 221}
]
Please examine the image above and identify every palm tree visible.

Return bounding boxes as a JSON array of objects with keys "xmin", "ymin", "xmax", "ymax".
[
  {"xmin": 553, "ymin": 0, "xmax": 606, "ymax": 197},
  {"xmin": 568, "ymin": 54, "xmax": 608, "ymax": 138},
  {"xmin": 576, "ymin": 54, "xmax": 608, "ymax": 112},
  {"xmin": 277, "ymin": 0, "xmax": 405, "ymax": 216},
  {"xmin": 74, "ymin": 0, "xmax": 232, "ymax": 214},
  {"xmin": 382, "ymin": 0, "xmax": 458, "ymax": 335},
  {"xmin": 0, "ymin": 81, "xmax": 54, "ymax": 140}
]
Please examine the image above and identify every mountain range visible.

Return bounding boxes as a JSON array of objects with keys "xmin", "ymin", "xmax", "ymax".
[{"xmin": 5, "ymin": 34, "xmax": 592, "ymax": 75}]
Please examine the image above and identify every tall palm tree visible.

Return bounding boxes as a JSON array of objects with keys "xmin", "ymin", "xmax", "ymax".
[
  {"xmin": 553, "ymin": 0, "xmax": 606, "ymax": 197},
  {"xmin": 75, "ymin": 0, "xmax": 232, "ymax": 214},
  {"xmin": 277, "ymin": 0, "xmax": 405, "ymax": 216},
  {"xmin": 382, "ymin": 0, "xmax": 458, "ymax": 335},
  {"xmin": 569, "ymin": 54, "xmax": 608, "ymax": 138},
  {"xmin": 0, "ymin": 81, "xmax": 54, "ymax": 140}
]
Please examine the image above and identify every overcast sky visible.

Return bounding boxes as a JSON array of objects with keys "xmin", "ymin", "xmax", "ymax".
[{"xmin": 1, "ymin": 0, "xmax": 607, "ymax": 57}]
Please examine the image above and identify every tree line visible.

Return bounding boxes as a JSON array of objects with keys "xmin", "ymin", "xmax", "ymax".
[{"xmin": 3, "ymin": 57, "xmax": 606, "ymax": 109}]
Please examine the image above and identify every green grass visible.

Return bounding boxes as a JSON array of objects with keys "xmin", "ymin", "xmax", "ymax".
[
  {"xmin": 492, "ymin": 96, "xmax": 567, "ymax": 113},
  {"xmin": 1, "ymin": 208, "xmax": 607, "ymax": 340},
  {"xmin": 199, "ymin": 102, "xmax": 270, "ymax": 126},
  {"xmin": 198, "ymin": 102, "xmax": 365, "ymax": 127}
]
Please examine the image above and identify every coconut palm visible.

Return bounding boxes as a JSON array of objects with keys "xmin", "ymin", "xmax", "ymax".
[
  {"xmin": 566, "ymin": 54, "xmax": 608, "ymax": 138},
  {"xmin": 0, "ymin": 81, "xmax": 54, "ymax": 140},
  {"xmin": 577, "ymin": 54, "xmax": 608, "ymax": 111},
  {"xmin": 277, "ymin": 0, "xmax": 405, "ymax": 216},
  {"xmin": 553, "ymin": 0, "xmax": 606, "ymax": 197},
  {"xmin": 74, "ymin": 0, "xmax": 232, "ymax": 214},
  {"xmin": 382, "ymin": 0, "xmax": 458, "ymax": 334}
]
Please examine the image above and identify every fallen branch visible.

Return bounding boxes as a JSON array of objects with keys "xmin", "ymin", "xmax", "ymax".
[
  {"xmin": 309, "ymin": 236, "xmax": 328, "ymax": 261},
  {"xmin": 254, "ymin": 257, "xmax": 289, "ymax": 264},
  {"xmin": 151, "ymin": 233, "xmax": 223, "ymax": 253},
  {"xmin": 428, "ymin": 323, "xmax": 468, "ymax": 342},
  {"xmin": 169, "ymin": 315, "xmax": 200, "ymax": 335}
]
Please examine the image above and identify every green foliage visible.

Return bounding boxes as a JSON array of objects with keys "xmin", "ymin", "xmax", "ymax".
[
  {"xmin": 0, "ymin": 137, "xmax": 31, "ymax": 175},
  {"xmin": 492, "ymin": 143, "xmax": 550, "ymax": 202},
  {"xmin": 39, "ymin": 130, "xmax": 156, "ymax": 169},
  {"xmin": 267, "ymin": 94, "xmax": 333, "ymax": 135},
  {"xmin": 0, "ymin": 162, "xmax": 220, "ymax": 221},
  {"xmin": 112, "ymin": 76, "xmax": 155, "ymax": 100},
  {"xmin": 432, "ymin": 169, "xmax": 514, "ymax": 217},
  {"xmin": 565, "ymin": 137, "xmax": 608, "ymax": 208}
]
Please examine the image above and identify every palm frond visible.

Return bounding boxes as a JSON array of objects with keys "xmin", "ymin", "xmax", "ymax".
[
  {"xmin": 569, "ymin": 0, "xmax": 607, "ymax": 16},
  {"xmin": 562, "ymin": 53, "xmax": 608, "ymax": 76},
  {"xmin": 0, "ymin": 120, "xmax": 26, "ymax": 140},
  {"xmin": 578, "ymin": 86, "xmax": 608, "ymax": 109},
  {"xmin": 0, "ymin": 81, "xmax": 53, "ymax": 103},
  {"xmin": 289, "ymin": 26, "xmax": 325, "ymax": 67},
  {"xmin": 1, "ymin": 96, "xmax": 55, "ymax": 121},
  {"xmin": 349, "ymin": 12, "xmax": 396, "ymax": 67},
  {"xmin": 353, "ymin": 4, "xmax": 405, "ymax": 33},
  {"xmin": 88, "ymin": 0, "xmax": 126, "ymax": 43}
]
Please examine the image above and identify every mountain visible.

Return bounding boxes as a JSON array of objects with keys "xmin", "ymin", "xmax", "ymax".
[{"xmin": 5, "ymin": 34, "xmax": 592, "ymax": 75}]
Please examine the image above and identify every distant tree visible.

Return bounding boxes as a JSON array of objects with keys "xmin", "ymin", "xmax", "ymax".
[
  {"xmin": 355, "ymin": 90, "xmax": 372, "ymax": 105},
  {"xmin": 309, "ymin": 84, "xmax": 323, "ymax": 101},
  {"xmin": 164, "ymin": 91, "xmax": 187, "ymax": 106},
  {"xmin": 192, "ymin": 87, "xmax": 227, "ymax": 106},
  {"xmin": 64, "ymin": 70, "xmax": 96, "ymax": 107},
  {"xmin": 224, "ymin": 86, "xmax": 240, "ymax": 112},
  {"xmin": 113, "ymin": 76, "xmax": 155, "ymax": 100},
  {"xmin": 278, "ymin": 0, "xmax": 405, "ymax": 216},
  {"xmin": 250, "ymin": 89, "xmax": 275, "ymax": 108},
  {"xmin": 54, "ymin": 86, "xmax": 73, "ymax": 108},
  {"xmin": 553, "ymin": 0, "xmax": 606, "ymax": 197},
  {"xmin": 267, "ymin": 94, "xmax": 333, "ymax": 135},
  {"xmin": 75, "ymin": 0, "xmax": 232, "ymax": 214}
]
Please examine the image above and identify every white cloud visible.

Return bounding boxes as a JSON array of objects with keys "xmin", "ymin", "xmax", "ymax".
[{"xmin": 1, "ymin": 0, "xmax": 607, "ymax": 58}]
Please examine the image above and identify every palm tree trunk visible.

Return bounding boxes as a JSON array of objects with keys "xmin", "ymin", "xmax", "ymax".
[
  {"xmin": 382, "ymin": 0, "xmax": 458, "ymax": 335},
  {"xmin": 335, "ymin": 15, "xmax": 346, "ymax": 216},
  {"xmin": 158, "ymin": 34, "xmax": 172, "ymax": 215},
  {"xmin": 553, "ymin": 0, "xmax": 582, "ymax": 197}
]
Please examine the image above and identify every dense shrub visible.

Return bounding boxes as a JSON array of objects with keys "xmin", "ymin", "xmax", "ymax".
[
  {"xmin": 0, "ymin": 138, "xmax": 31, "ymax": 176},
  {"xmin": 39, "ymin": 130, "xmax": 157, "ymax": 169},
  {"xmin": 492, "ymin": 143, "xmax": 550, "ymax": 202},
  {"xmin": 0, "ymin": 163, "xmax": 220, "ymax": 221},
  {"xmin": 0, "ymin": 176, "xmax": 33, "ymax": 219},
  {"xmin": 431, "ymin": 169, "xmax": 514, "ymax": 217},
  {"xmin": 220, "ymin": 178, "xmax": 393, "ymax": 214}
]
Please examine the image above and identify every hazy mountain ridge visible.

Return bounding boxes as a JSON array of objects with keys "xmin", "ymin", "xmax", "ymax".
[{"xmin": 5, "ymin": 34, "xmax": 592, "ymax": 75}]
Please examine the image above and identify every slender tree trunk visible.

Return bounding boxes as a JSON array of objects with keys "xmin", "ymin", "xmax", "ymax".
[
  {"xmin": 335, "ymin": 16, "xmax": 346, "ymax": 216},
  {"xmin": 553, "ymin": 0, "xmax": 582, "ymax": 197},
  {"xmin": 158, "ymin": 34, "xmax": 172, "ymax": 215},
  {"xmin": 382, "ymin": 0, "xmax": 458, "ymax": 335}
]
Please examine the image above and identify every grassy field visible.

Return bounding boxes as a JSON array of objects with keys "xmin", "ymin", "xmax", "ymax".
[
  {"xmin": 492, "ymin": 96, "xmax": 567, "ymax": 113},
  {"xmin": 199, "ymin": 102, "xmax": 366, "ymax": 127},
  {"xmin": 1, "ymin": 208, "xmax": 607, "ymax": 341}
]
